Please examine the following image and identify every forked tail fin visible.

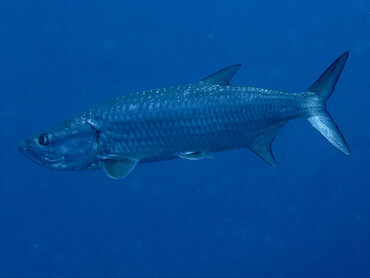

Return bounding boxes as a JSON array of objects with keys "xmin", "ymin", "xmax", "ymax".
[{"xmin": 306, "ymin": 51, "xmax": 350, "ymax": 156}]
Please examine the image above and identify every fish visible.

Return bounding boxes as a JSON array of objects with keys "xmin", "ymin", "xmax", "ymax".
[{"xmin": 18, "ymin": 52, "xmax": 350, "ymax": 179}]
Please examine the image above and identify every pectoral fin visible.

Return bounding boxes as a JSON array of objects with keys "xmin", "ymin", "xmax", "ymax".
[{"xmin": 102, "ymin": 158, "xmax": 139, "ymax": 179}]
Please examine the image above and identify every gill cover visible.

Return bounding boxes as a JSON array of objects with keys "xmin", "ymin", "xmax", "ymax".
[{"xmin": 18, "ymin": 118, "xmax": 99, "ymax": 170}]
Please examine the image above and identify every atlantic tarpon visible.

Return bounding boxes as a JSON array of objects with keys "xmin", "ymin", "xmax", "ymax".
[{"xmin": 18, "ymin": 52, "xmax": 350, "ymax": 179}]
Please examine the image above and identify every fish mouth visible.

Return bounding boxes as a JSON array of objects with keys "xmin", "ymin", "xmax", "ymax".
[{"xmin": 17, "ymin": 142, "xmax": 63, "ymax": 165}]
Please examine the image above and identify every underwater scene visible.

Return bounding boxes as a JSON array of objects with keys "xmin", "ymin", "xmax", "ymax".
[{"xmin": 1, "ymin": 0, "xmax": 370, "ymax": 277}]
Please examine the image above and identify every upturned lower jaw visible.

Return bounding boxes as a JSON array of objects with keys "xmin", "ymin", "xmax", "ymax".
[{"xmin": 17, "ymin": 145, "xmax": 62, "ymax": 165}]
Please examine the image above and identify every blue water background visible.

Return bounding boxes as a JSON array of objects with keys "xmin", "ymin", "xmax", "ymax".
[{"xmin": 1, "ymin": 0, "xmax": 370, "ymax": 277}]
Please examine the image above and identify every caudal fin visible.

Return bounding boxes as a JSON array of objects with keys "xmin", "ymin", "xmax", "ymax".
[{"xmin": 306, "ymin": 51, "xmax": 350, "ymax": 156}]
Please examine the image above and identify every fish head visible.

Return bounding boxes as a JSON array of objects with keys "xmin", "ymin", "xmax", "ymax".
[{"xmin": 18, "ymin": 117, "xmax": 99, "ymax": 170}]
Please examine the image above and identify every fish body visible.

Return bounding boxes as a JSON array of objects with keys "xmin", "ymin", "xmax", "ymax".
[
  {"xmin": 18, "ymin": 52, "xmax": 350, "ymax": 179},
  {"xmin": 88, "ymin": 83, "xmax": 304, "ymax": 165}
]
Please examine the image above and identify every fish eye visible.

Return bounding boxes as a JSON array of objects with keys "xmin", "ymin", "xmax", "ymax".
[{"xmin": 38, "ymin": 133, "xmax": 49, "ymax": 146}]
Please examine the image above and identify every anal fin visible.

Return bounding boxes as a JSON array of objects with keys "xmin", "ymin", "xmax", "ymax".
[
  {"xmin": 249, "ymin": 142, "xmax": 276, "ymax": 166},
  {"xmin": 249, "ymin": 121, "xmax": 287, "ymax": 166},
  {"xmin": 102, "ymin": 158, "xmax": 139, "ymax": 179}
]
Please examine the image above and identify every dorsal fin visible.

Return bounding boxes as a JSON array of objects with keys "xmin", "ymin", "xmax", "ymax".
[
  {"xmin": 201, "ymin": 64, "xmax": 241, "ymax": 85},
  {"xmin": 249, "ymin": 121, "xmax": 287, "ymax": 166}
]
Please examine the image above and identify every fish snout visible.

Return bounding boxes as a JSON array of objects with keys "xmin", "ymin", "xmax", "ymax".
[
  {"xmin": 17, "ymin": 140, "xmax": 39, "ymax": 163},
  {"xmin": 17, "ymin": 141, "xmax": 28, "ymax": 154}
]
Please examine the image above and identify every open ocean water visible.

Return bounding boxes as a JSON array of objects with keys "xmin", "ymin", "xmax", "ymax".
[{"xmin": 1, "ymin": 0, "xmax": 370, "ymax": 277}]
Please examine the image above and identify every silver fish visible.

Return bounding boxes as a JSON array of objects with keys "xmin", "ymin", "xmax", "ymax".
[{"xmin": 18, "ymin": 52, "xmax": 350, "ymax": 179}]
